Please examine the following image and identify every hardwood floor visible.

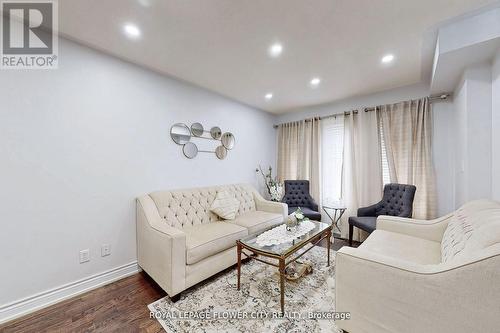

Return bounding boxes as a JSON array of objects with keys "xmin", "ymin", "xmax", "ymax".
[
  {"xmin": 0, "ymin": 237, "xmax": 359, "ymax": 333},
  {"xmin": 0, "ymin": 273, "xmax": 167, "ymax": 333}
]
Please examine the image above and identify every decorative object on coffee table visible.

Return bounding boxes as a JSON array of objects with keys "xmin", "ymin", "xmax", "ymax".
[
  {"xmin": 236, "ymin": 220, "xmax": 332, "ymax": 314},
  {"xmin": 286, "ymin": 214, "xmax": 298, "ymax": 231},
  {"xmin": 286, "ymin": 207, "xmax": 309, "ymax": 231},
  {"xmin": 256, "ymin": 220, "xmax": 316, "ymax": 246},
  {"xmin": 292, "ymin": 207, "xmax": 307, "ymax": 222}
]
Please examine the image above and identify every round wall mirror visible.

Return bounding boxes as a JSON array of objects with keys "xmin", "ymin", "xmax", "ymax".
[
  {"xmin": 183, "ymin": 142, "xmax": 198, "ymax": 159},
  {"xmin": 215, "ymin": 146, "xmax": 227, "ymax": 160},
  {"xmin": 221, "ymin": 132, "xmax": 235, "ymax": 150},
  {"xmin": 191, "ymin": 123, "xmax": 204, "ymax": 137},
  {"xmin": 210, "ymin": 126, "xmax": 222, "ymax": 140},
  {"xmin": 170, "ymin": 123, "xmax": 191, "ymax": 145}
]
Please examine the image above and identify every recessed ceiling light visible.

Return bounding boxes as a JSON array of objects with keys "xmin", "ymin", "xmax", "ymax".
[
  {"xmin": 265, "ymin": 93, "xmax": 273, "ymax": 100},
  {"xmin": 137, "ymin": 0, "xmax": 152, "ymax": 7},
  {"xmin": 268, "ymin": 43, "xmax": 283, "ymax": 58},
  {"xmin": 310, "ymin": 77, "xmax": 321, "ymax": 87},
  {"xmin": 381, "ymin": 54, "xmax": 394, "ymax": 64},
  {"xmin": 123, "ymin": 24, "xmax": 141, "ymax": 39}
]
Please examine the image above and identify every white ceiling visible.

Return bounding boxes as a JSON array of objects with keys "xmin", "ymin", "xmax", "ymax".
[{"xmin": 58, "ymin": 0, "xmax": 496, "ymax": 113}]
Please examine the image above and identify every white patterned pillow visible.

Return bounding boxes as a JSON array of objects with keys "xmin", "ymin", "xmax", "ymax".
[
  {"xmin": 440, "ymin": 200, "xmax": 499, "ymax": 263},
  {"xmin": 441, "ymin": 208, "xmax": 474, "ymax": 263},
  {"xmin": 210, "ymin": 190, "xmax": 240, "ymax": 220}
]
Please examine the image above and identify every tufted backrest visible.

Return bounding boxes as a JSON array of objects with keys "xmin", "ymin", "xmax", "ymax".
[
  {"xmin": 282, "ymin": 180, "xmax": 316, "ymax": 209},
  {"xmin": 441, "ymin": 199, "xmax": 500, "ymax": 263},
  {"xmin": 374, "ymin": 183, "xmax": 416, "ymax": 217},
  {"xmin": 149, "ymin": 184, "xmax": 256, "ymax": 229}
]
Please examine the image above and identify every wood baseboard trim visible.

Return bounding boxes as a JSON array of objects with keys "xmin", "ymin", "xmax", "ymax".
[{"xmin": 0, "ymin": 261, "xmax": 140, "ymax": 325}]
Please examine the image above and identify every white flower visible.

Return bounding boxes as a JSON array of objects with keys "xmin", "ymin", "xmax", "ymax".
[
  {"xmin": 269, "ymin": 183, "xmax": 284, "ymax": 201},
  {"xmin": 295, "ymin": 213, "xmax": 304, "ymax": 220}
]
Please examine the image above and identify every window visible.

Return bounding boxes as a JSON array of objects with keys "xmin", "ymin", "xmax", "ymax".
[
  {"xmin": 379, "ymin": 118, "xmax": 391, "ymax": 185},
  {"xmin": 321, "ymin": 116, "xmax": 344, "ymax": 205},
  {"xmin": 320, "ymin": 114, "xmax": 390, "ymax": 206}
]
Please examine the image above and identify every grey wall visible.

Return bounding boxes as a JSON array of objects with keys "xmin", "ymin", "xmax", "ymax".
[
  {"xmin": 452, "ymin": 63, "xmax": 494, "ymax": 207},
  {"xmin": 464, "ymin": 65, "xmax": 492, "ymax": 201},
  {"xmin": 276, "ymin": 83, "xmax": 455, "ymax": 216},
  {"xmin": 0, "ymin": 38, "xmax": 277, "ymax": 306},
  {"xmin": 453, "ymin": 78, "xmax": 468, "ymax": 206},
  {"xmin": 493, "ymin": 51, "xmax": 500, "ymax": 201},
  {"xmin": 431, "ymin": 99, "xmax": 455, "ymax": 216}
]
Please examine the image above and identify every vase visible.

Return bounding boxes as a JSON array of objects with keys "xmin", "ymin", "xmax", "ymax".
[{"xmin": 286, "ymin": 216, "xmax": 298, "ymax": 232}]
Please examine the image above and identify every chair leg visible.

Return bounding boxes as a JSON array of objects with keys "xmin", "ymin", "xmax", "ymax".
[{"xmin": 349, "ymin": 224, "xmax": 353, "ymax": 247}]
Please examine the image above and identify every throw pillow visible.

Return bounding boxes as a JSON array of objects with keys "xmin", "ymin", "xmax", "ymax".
[{"xmin": 210, "ymin": 190, "xmax": 240, "ymax": 220}]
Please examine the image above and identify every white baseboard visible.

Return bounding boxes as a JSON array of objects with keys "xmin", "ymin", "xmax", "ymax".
[{"xmin": 0, "ymin": 261, "xmax": 140, "ymax": 325}]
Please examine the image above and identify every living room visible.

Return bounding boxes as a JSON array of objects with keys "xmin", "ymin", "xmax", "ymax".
[{"xmin": 0, "ymin": 1, "xmax": 499, "ymax": 332}]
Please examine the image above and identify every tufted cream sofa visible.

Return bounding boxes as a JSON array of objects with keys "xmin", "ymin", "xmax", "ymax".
[
  {"xmin": 136, "ymin": 183, "xmax": 287, "ymax": 299},
  {"xmin": 335, "ymin": 199, "xmax": 500, "ymax": 333}
]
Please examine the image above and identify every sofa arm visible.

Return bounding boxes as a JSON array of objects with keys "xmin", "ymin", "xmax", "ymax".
[
  {"xmin": 253, "ymin": 192, "xmax": 287, "ymax": 219},
  {"xmin": 136, "ymin": 196, "xmax": 186, "ymax": 296},
  {"xmin": 335, "ymin": 246, "xmax": 500, "ymax": 333},
  {"xmin": 337, "ymin": 246, "xmax": 433, "ymax": 274},
  {"xmin": 376, "ymin": 213, "xmax": 453, "ymax": 242}
]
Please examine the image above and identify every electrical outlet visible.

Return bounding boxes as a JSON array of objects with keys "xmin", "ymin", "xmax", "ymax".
[
  {"xmin": 101, "ymin": 244, "xmax": 111, "ymax": 257},
  {"xmin": 79, "ymin": 249, "xmax": 90, "ymax": 263}
]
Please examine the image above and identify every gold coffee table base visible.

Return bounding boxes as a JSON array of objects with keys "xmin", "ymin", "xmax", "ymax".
[{"xmin": 284, "ymin": 261, "xmax": 313, "ymax": 281}]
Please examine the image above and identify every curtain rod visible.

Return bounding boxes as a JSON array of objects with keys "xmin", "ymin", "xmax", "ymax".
[{"xmin": 272, "ymin": 93, "xmax": 451, "ymax": 128}]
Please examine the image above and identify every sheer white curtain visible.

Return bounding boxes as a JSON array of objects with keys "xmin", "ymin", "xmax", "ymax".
[
  {"xmin": 341, "ymin": 110, "xmax": 383, "ymax": 241},
  {"xmin": 321, "ymin": 115, "xmax": 344, "ymax": 204},
  {"xmin": 379, "ymin": 98, "xmax": 437, "ymax": 219},
  {"xmin": 277, "ymin": 119, "xmax": 322, "ymax": 202}
]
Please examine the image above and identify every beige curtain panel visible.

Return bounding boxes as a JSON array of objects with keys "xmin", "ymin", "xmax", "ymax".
[
  {"xmin": 277, "ymin": 119, "xmax": 322, "ymax": 202},
  {"xmin": 341, "ymin": 110, "xmax": 383, "ymax": 241},
  {"xmin": 379, "ymin": 98, "xmax": 437, "ymax": 219}
]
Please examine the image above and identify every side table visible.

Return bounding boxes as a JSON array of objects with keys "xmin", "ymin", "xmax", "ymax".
[{"xmin": 322, "ymin": 205, "xmax": 346, "ymax": 238}]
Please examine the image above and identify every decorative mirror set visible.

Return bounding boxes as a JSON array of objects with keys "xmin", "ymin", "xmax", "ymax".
[{"xmin": 170, "ymin": 122, "xmax": 235, "ymax": 159}]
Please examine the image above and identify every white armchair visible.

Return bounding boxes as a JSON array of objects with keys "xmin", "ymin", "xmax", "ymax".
[{"xmin": 335, "ymin": 199, "xmax": 500, "ymax": 333}]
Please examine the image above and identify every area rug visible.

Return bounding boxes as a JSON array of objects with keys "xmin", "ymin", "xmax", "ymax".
[{"xmin": 148, "ymin": 247, "xmax": 343, "ymax": 333}]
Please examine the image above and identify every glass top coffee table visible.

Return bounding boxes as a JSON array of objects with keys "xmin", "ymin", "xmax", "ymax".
[{"xmin": 236, "ymin": 221, "xmax": 332, "ymax": 314}]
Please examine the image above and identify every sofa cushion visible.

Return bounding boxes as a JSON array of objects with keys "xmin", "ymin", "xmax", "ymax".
[
  {"xmin": 360, "ymin": 230, "xmax": 442, "ymax": 265},
  {"xmin": 230, "ymin": 211, "xmax": 283, "ymax": 234},
  {"xmin": 349, "ymin": 216, "xmax": 377, "ymax": 233},
  {"xmin": 184, "ymin": 222, "xmax": 248, "ymax": 265},
  {"xmin": 464, "ymin": 221, "xmax": 500, "ymax": 252},
  {"xmin": 441, "ymin": 200, "xmax": 500, "ymax": 263},
  {"xmin": 210, "ymin": 190, "xmax": 240, "ymax": 220}
]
